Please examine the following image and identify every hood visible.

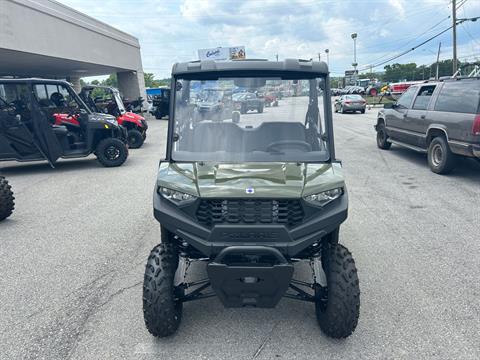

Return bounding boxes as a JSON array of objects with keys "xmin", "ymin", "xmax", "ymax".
[
  {"xmin": 157, "ymin": 162, "xmax": 345, "ymax": 198},
  {"xmin": 120, "ymin": 112, "xmax": 144, "ymax": 122},
  {"xmin": 89, "ymin": 113, "xmax": 118, "ymax": 126},
  {"xmin": 198, "ymin": 101, "xmax": 219, "ymax": 108}
]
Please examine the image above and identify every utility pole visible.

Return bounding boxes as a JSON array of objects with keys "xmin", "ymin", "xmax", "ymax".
[
  {"xmin": 275, "ymin": 54, "xmax": 278, "ymax": 62},
  {"xmin": 436, "ymin": 42, "xmax": 442, "ymax": 80},
  {"xmin": 452, "ymin": 0, "xmax": 457, "ymax": 74},
  {"xmin": 318, "ymin": 53, "xmax": 321, "ymax": 62},
  {"xmin": 324, "ymin": 49, "xmax": 329, "ymax": 66}
]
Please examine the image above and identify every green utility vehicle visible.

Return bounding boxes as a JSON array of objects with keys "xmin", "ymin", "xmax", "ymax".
[{"xmin": 143, "ymin": 59, "xmax": 360, "ymax": 339}]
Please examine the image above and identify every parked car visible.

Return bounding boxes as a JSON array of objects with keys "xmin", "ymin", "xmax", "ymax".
[
  {"xmin": 78, "ymin": 85, "xmax": 148, "ymax": 149},
  {"xmin": 0, "ymin": 176, "xmax": 14, "ymax": 221},
  {"xmin": 233, "ymin": 92, "xmax": 264, "ymax": 113},
  {"xmin": 148, "ymin": 88, "xmax": 170, "ymax": 120},
  {"xmin": 331, "ymin": 88, "xmax": 342, "ymax": 96},
  {"xmin": 375, "ymin": 77, "xmax": 480, "ymax": 174},
  {"xmin": 334, "ymin": 95, "xmax": 366, "ymax": 113},
  {"xmin": 193, "ymin": 88, "xmax": 234, "ymax": 122},
  {"xmin": 0, "ymin": 79, "xmax": 128, "ymax": 168},
  {"xmin": 122, "ymin": 96, "xmax": 144, "ymax": 114}
]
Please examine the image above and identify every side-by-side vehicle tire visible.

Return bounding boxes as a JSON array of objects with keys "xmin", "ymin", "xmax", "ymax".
[
  {"xmin": 95, "ymin": 138, "xmax": 129, "ymax": 167},
  {"xmin": 0, "ymin": 176, "xmax": 14, "ymax": 221}
]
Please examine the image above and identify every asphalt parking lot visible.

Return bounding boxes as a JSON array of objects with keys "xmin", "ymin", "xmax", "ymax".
[{"xmin": 1, "ymin": 104, "xmax": 479, "ymax": 360}]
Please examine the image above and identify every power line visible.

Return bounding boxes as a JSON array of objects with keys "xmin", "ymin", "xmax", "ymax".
[
  {"xmin": 359, "ymin": 16, "xmax": 480, "ymax": 72},
  {"xmin": 361, "ymin": 15, "xmax": 451, "ymax": 66}
]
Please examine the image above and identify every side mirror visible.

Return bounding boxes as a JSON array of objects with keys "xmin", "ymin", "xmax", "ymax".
[{"xmin": 318, "ymin": 78, "xmax": 325, "ymax": 90}]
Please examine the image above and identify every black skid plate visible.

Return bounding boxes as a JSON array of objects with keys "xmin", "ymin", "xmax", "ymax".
[{"xmin": 207, "ymin": 246, "xmax": 294, "ymax": 308}]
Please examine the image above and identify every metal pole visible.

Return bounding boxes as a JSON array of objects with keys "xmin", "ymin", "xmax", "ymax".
[
  {"xmin": 353, "ymin": 38, "xmax": 357, "ymax": 70},
  {"xmin": 325, "ymin": 49, "xmax": 329, "ymax": 67},
  {"xmin": 318, "ymin": 53, "xmax": 321, "ymax": 62},
  {"xmin": 452, "ymin": 0, "xmax": 457, "ymax": 73},
  {"xmin": 351, "ymin": 33, "xmax": 358, "ymax": 84},
  {"xmin": 275, "ymin": 54, "xmax": 279, "ymax": 61},
  {"xmin": 436, "ymin": 42, "xmax": 441, "ymax": 80}
]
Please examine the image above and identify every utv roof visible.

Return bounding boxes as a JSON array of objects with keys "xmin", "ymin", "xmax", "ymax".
[
  {"xmin": 172, "ymin": 59, "xmax": 329, "ymax": 76},
  {"xmin": 81, "ymin": 85, "xmax": 118, "ymax": 91},
  {"xmin": 0, "ymin": 78, "xmax": 71, "ymax": 85},
  {"xmin": 428, "ymin": 76, "xmax": 480, "ymax": 82}
]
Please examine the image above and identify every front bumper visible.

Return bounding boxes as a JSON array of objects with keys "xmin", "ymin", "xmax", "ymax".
[
  {"xmin": 153, "ymin": 192, "xmax": 348, "ymax": 258},
  {"xmin": 207, "ymin": 246, "xmax": 294, "ymax": 308}
]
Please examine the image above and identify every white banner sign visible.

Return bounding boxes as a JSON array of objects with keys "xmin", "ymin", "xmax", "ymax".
[{"xmin": 198, "ymin": 46, "xmax": 246, "ymax": 61}]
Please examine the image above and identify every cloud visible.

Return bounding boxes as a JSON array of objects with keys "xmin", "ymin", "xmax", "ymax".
[
  {"xmin": 58, "ymin": 0, "xmax": 479, "ymax": 77},
  {"xmin": 389, "ymin": 0, "xmax": 406, "ymax": 18}
]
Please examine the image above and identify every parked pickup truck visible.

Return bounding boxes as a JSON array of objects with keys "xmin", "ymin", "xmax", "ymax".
[{"xmin": 375, "ymin": 77, "xmax": 480, "ymax": 174}]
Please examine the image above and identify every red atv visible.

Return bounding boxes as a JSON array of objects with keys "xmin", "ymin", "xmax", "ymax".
[{"xmin": 56, "ymin": 86, "xmax": 147, "ymax": 149}]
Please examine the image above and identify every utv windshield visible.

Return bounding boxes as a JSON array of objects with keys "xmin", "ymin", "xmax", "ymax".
[
  {"xmin": 172, "ymin": 76, "xmax": 329, "ymax": 162},
  {"xmin": 112, "ymin": 90, "xmax": 126, "ymax": 114}
]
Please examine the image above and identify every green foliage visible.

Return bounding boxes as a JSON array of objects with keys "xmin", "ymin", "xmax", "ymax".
[
  {"xmin": 103, "ymin": 74, "xmax": 117, "ymax": 88},
  {"xmin": 357, "ymin": 59, "xmax": 480, "ymax": 83},
  {"xmin": 144, "ymin": 72, "xmax": 170, "ymax": 88},
  {"xmin": 82, "ymin": 73, "xmax": 171, "ymax": 94},
  {"xmin": 383, "ymin": 63, "xmax": 418, "ymax": 82}
]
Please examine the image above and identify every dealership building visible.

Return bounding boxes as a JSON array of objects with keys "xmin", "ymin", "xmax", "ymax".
[{"xmin": 0, "ymin": 0, "xmax": 146, "ymax": 100}]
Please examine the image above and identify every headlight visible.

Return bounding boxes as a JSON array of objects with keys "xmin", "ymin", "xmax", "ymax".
[
  {"xmin": 303, "ymin": 187, "xmax": 343, "ymax": 207},
  {"xmin": 158, "ymin": 186, "xmax": 197, "ymax": 203}
]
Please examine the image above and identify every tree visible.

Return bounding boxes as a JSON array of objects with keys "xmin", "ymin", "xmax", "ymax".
[
  {"xmin": 383, "ymin": 63, "xmax": 418, "ymax": 82},
  {"xmin": 144, "ymin": 73, "xmax": 156, "ymax": 88},
  {"xmin": 103, "ymin": 74, "xmax": 117, "ymax": 88},
  {"xmin": 144, "ymin": 73, "xmax": 171, "ymax": 88}
]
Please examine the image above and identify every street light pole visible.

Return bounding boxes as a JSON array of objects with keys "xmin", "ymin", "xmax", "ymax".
[
  {"xmin": 452, "ymin": 0, "xmax": 457, "ymax": 73},
  {"xmin": 351, "ymin": 33, "xmax": 358, "ymax": 83},
  {"xmin": 325, "ymin": 49, "xmax": 329, "ymax": 67}
]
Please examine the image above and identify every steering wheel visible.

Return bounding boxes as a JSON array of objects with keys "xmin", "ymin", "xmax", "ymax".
[{"xmin": 266, "ymin": 140, "xmax": 312, "ymax": 153}]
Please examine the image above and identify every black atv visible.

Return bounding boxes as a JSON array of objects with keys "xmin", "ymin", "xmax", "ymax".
[
  {"xmin": 0, "ymin": 176, "xmax": 14, "ymax": 221},
  {"xmin": 0, "ymin": 79, "xmax": 128, "ymax": 168}
]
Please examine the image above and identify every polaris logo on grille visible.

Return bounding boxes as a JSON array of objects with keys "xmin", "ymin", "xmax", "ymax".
[
  {"xmin": 222, "ymin": 232, "xmax": 279, "ymax": 240},
  {"xmin": 245, "ymin": 187, "xmax": 255, "ymax": 194}
]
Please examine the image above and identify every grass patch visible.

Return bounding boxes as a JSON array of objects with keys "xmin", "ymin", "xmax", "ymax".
[{"xmin": 364, "ymin": 95, "xmax": 395, "ymax": 106}]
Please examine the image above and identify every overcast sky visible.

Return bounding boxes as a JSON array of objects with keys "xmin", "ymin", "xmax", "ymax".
[{"xmin": 60, "ymin": 0, "xmax": 480, "ymax": 78}]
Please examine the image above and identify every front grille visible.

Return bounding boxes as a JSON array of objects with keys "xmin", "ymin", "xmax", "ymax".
[{"xmin": 196, "ymin": 199, "xmax": 304, "ymax": 227}]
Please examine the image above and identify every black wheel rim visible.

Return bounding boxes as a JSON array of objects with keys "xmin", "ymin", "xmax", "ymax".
[
  {"xmin": 105, "ymin": 145, "xmax": 120, "ymax": 160},
  {"xmin": 128, "ymin": 133, "xmax": 141, "ymax": 146}
]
